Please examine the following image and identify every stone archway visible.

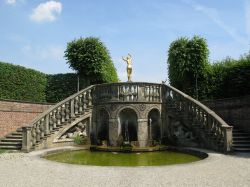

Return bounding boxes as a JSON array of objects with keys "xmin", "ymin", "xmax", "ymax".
[
  {"xmin": 119, "ymin": 108, "xmax": 138, "ymax": 142},
  {"xmin": 97, "ymin": 109, "xmax": 109, "ymax": 144},
  {"xmin": 148, "ymin": 108, "xmax": 161, "ymax": 141}
]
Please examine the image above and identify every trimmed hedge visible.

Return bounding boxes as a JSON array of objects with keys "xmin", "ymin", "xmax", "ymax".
[
  {"xmin": 209, "ymin": 57, "xmax": 250, "ymax": 99},
  {"xmin": 0, "ymin": 62, "xmax": 47, "ymax": 102},
  {"xmin": 46, "ymin": 73, "xmax": 89, "ymax": 103},
  {"xmin": 0, "ymin": 62, "xmax": 89, "ymax": 103}
]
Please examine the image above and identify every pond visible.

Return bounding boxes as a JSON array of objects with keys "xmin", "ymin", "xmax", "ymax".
[{"xmin": 44, "ymin": 150, "xmax": 203, "ymax": 166}]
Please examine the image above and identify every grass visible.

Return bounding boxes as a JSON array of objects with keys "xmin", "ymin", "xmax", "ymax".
[{"xmin": 0, "ymin": 149, "xmax": 7, "ymax": 154}]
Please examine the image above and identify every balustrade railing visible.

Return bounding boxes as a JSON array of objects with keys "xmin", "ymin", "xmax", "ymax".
[
  {"xmin": 164, "ymin": 84, "xmax": 233, "ymax": 152},
  {"xmin": 22, "ymin": 85, "xmax": 94, "ymax": 152},
  {"xmin": 93, "ymin": 82, "xmax": 162, "ymax": 103},
  {"xmin": 21, "ymin": 82, "xmax": 232, "ymax": 153}
]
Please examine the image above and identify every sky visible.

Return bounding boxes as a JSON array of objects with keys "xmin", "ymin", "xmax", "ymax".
[{"xmin": 0, "ymin": 0, "xmax": 250, "ymax": 83}]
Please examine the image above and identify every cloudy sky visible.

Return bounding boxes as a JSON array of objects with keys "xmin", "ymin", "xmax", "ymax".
[{"xmin": 0, "ymin": 0, "xmax": 250, "ymax": 82}]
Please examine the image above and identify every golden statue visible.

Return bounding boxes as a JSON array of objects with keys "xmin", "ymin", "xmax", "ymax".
[{"xmin": 122, "ymin": 53, "xmax": 132, "ymax": 82}]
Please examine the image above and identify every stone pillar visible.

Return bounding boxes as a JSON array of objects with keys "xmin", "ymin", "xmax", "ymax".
[
  {"xmin": 21, "ymin": 126, "xmax": 32, "ymax": 153},
  {"xmin": 223, "ymin": 125, "xmax": 233, "ymax": 152},
  {"xmin": 109, "ymin": 118, "xmax": 119, "ymax": 146},
  {"xmin": 137, "ymin": 118, "xmax": 148, "ymax": 147}
]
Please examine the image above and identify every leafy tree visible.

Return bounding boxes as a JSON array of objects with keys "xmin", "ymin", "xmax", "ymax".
[
  {"xmin": 167, "ymin": 36, "xmax": 209, "ymax": 99},
  {"xmin": 64, "ymin": 37, "xmax": 118, "ymax": 84}
]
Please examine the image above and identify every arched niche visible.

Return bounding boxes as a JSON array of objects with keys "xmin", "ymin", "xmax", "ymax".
[
  {"xmin": 97, "ymin": 109, "xmax": 109, "ymax": 142},
  {"xmin": 148, "ymin": 109, "xmax": 161, "ymax": 141},
  {"xmin": 119, "ymin": 108, "xmax": 138, "ymax": 142}
]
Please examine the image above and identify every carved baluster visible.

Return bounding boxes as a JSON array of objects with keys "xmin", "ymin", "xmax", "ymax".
[
  {"xmin": 44, "ymin": 114, "xmax": 50, "ymax": 135},
  {"xmin": 35, "ymin": 123, "xmax": 41, "ymax": 142},
  {"xmin": 56, "ymin": 107, "xmax": 61, "ymax": 126},
  {"xmin": 145, "ymin": 86, "xmax": 149, "ymax": 101},
  {"xmin": 39, "ymin": 119, "xmax": 45, "ymax": 139},
  {"xmin": 49, "ymin": 112, "xmax": 54, "ymax": 131},
  {"xmin": 204, "ymin": 112, "xmax": 209, "ymax": 131},
  {"xmin": 130, "ymin": 85, "xmax": 133, "ymax": 101},
  {"xmin": 61, "ymin": 104, "xmax": 66, "ymax": 123},
  {"xmin": 74, "ymin": 96, "xmax": 79, "ymax": 115},
  {"xmin": 83, "ymin": 92, "xmax": 87, "ymax": 112},
  {"xmin": 125, "ymin": 86, "xmax": 128, "ymax": 101},
  {"xmin": 154, "ymin": 86, "xmax": 157, "ymax": 101},
  {"xmin": 79, "ymin": 94, "xmax": 83, "ymax": 114},
  {"xmin": 136, "ymin": 85, "xmax": 139, "ymax": 100},
  {"xmin": 130, "ymin": 86, "xmax": 133, "ymax": 101},
  {"xmin": 87, "ymin": 90, "xmax": 92, "ymax": 106},
  {"xmin": 52, "ymin": 110, "xmax": 57, "ymax": 129},
  {"xmin": 151, "ymin": 86, "xmax": 154, "ymax": 101},
  {"xmin": 70, "ymin": 99, "xmax": 75, "ymax": 119},
  {"xmin": 65, "ymin": 102, "xmax": 70, "ymax": 121},
  {"xmin": 31, "ymin": 127, "xmax": 36, "ymax": 147}
]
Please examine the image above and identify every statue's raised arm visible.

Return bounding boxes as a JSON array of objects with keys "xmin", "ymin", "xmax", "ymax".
[{"xmin": 122, "ymin": 53, "xmax": 133, "ymax": 82}]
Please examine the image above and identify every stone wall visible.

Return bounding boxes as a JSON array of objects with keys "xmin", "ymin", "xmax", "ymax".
[
  {"xmin": 204, "ymin": 95, "xmax": 250, "ymax": 133},
  {"xmin": 0, "ymin": 100, "xmax": 52, "ymax": 138}
]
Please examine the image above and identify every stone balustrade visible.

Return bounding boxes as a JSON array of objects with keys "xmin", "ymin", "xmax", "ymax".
[
  {"xmin": 22, "ymin": 86, "xmax": 94, "ymax": 152},
  {"xmin": 164, "ymin": 84, "xmax": 233, "ymax": 152},
  {"xmin": 93, "ymin": 82, "xmax": 162, "ymax": 104},
  {"xmin": 22, "ymin": 82, "xmax": 233, "ymax": 153}
]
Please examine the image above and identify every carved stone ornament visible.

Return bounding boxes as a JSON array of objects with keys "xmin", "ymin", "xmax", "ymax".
[
  {"xmin": 139, "ymin": 104, "xmax": 146, "ymax": 111},
  {"xmin": 110, "ymin": 104, "xmax": 117, "ymax": 111},
  {"xmin": 59, "ymin": 121, "xmax": 87, "ymax": 140}
]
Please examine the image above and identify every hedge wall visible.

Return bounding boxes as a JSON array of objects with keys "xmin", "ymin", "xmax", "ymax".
[
  {"xmin": 209, "ymin": 58, "xmax": 250, "ymax": 99},
  {"xmin": 0, "ymin": 62, "xmax": 47, "ymax": 102},
  {"xmin": 46, "ymin": 74, "xmax": 89, "ymax": 103},
  {"xmin": 0, "ymin": 62, "xmax": 90, "ymax": 103}
]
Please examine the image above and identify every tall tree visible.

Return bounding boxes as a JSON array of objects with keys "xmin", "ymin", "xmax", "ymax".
[
  {"xmin": 64, "ymin": 37, "xmax": 118, "ymax": 84},
  {"xmin": 167, "ymin": 36, "xmax": 209, "ymax": 99}
]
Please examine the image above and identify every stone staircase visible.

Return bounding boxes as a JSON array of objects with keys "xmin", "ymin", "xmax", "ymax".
[
  {"xmin": 165, "ymin": 85, "xmax": 232, "ymax": 153},
  {"xmin": 0, "ymin": 128, "xmax": 23, "ymax": 150},
  {"xmin": 232, "ymin": 127, "xmax": 250, "ymax": 152},
  {"xmin": 0, "ymin": 83, "xmax": 234, "ymax": 153}
]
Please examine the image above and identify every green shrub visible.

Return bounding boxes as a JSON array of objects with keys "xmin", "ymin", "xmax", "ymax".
[{"xmin": 73, "ymin": 134, "xmax": 88, "ymax": 145}]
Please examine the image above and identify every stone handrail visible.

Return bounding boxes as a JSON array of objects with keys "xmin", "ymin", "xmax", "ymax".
[
  {"xmin": 163, "ymin": 84, "xmax": 233, "ymax": 152},
  {"xmin": 93, "ymin": 82, "xmax": 162, "ymax": 103},
  {"xmin": 22, "ymin": 85, "xmax": 95, "ymax": 152}
]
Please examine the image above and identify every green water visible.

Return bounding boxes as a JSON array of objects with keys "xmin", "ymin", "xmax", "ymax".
[{"xmin": 44, "ymin": 150, "xmax": 201, "ymax": 166}]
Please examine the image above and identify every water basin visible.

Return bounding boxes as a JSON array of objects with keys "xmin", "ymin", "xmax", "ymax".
[{"xmin": 44, "ymin": 149, "xmax": 205, "ymax": 166}]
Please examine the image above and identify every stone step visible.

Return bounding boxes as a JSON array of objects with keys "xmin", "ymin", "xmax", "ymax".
[
  {"xmin": 0, "ymin": 145, "xmax": 21, "ymax": 150},
  {"xmin": 6, "ymin": 135, "xmax": 22, "ymax": 139},
  {"xmin": 233, "ymin": 136, "xmax": 250, "ymax": 140},
  {"xmin": 233, "ymin": 144, "xmax": 250, "ymax": 148},
  {"xmin": 233, "ymin": 140, "xmax": 250, "ymax": 145},
  {"xmin": 16, "ymin": 128, "xmax": 23, "ymax": 132},
  {"xmin": 233, "ymin": 148, "xmax": 250, "ymax": 152},
  {"xmin": 11, "ymin": 132, "xmax": 22, "ymax": 136},
  {"xmin": 1, "ymin": 139, "xmax": 22, "ymax": 142},
  {"xmin": 0, "ymin": 142, "xmax": 22, "ymax": 146},
  {"xmin": 233, "ymin": 132, "xmax": 250, "ymax": 136}
]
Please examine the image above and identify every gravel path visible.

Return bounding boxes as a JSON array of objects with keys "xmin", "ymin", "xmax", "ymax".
[{"xmin": 0, "ymin": 147, "xmax": 250, "ymax": 187}]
